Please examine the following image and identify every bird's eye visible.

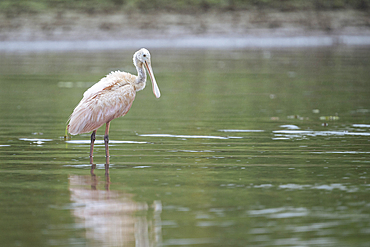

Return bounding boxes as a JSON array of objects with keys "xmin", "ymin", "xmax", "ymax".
[{"xmin": 143, "ymin": 54, "xmax": 146, "ymax": 57}]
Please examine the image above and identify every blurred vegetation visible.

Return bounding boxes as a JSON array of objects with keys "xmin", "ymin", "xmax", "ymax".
[{"xmin": 0, "ymin": 0, "xmax": 370, "ymax": 16}]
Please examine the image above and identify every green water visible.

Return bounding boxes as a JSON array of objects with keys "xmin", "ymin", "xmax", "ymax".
[{"xmin": 0, "ymin": 47, "xmax": 370, "ymax": 246}]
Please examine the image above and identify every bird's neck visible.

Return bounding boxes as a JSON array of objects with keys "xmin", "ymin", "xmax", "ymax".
[{"xmin": 135, "ymin": 62, "xmax": 146, "ymax": 92}]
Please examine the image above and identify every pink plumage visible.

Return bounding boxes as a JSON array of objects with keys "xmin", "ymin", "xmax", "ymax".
[
  {"xmin": 68, "ymin": 71, "xmax": 136, "ymax": 135},
  {"xmin": 67, "ymin": 48, "xmax": 160, "ymax": 165}
]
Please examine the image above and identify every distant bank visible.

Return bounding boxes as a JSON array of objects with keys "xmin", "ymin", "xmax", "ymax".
[{"xmin": 1, "ymin": 9, "xmax": 370, "ymax": 51}]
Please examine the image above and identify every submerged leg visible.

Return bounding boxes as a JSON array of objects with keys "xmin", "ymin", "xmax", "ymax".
[
  {"xmin": 105, "ymin": 163, "xmax": 110, "ymax": 178},
  {"xmin": 91, "ymin": 164, "xmax": 97, "ymax": 190},
  {"xmin": 104, "ymin": 122, "xmax": 110, "ymax": 165},
  {"xmin": 90, "ymin": 130, "xmax": 96, "ymax": 164},
  {"xmin": 90, "ymin": 163, "xmax": 96, "ymax": 176}
]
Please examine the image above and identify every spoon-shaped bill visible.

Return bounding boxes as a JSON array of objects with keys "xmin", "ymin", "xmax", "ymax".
[{"xmin": 144, "ymin": 61, "xmax": 160, "ymax": 98}]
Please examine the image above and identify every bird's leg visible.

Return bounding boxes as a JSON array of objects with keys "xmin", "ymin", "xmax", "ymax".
[
  {"xmin": 104, "ymin": 122, "xmax": 110, "ymax": 165},
  {"xmin": 90, "ymin": 130, "xmax": 96, "ymax": 164}
]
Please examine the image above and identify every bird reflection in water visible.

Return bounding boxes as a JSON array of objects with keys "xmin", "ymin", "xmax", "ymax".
[{"xmin": 69, "ymin": 165, "xmax": 162, "ymax": 246}]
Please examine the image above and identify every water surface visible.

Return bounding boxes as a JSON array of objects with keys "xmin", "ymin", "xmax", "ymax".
[{"xmin": 0, "ymin": 47, "xmax": 370, "ymax": 246}]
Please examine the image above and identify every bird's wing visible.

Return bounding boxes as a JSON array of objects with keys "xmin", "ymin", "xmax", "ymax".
[{"xmin": 83, "ymin": 71, "xmax": 135, "ymax": 99}]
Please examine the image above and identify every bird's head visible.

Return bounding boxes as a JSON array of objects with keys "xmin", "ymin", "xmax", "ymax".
[
  {"xmin": 135, "ymin": 48, "xmax": 151, "ymax": 63},
  {"xmin": 134, "ymin": 48, "xmax": 160, "ymax": 98}
]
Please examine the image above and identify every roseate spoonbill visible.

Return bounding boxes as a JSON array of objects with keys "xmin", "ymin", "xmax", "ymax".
[{"xmin": 67, "ymin": 48, "xmax": 160, "ymax": 164}]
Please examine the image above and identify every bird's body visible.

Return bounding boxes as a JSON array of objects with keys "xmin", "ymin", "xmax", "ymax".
[
  {"xmin": 68, "ymin": 71, "xmax": 138, "ymax": 135},
  {"xmin": 67, "ymin": 48, "xmax": 160, "ymax": 165}
]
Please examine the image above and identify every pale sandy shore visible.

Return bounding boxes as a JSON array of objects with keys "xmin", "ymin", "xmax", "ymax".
[
  {"xmin": 1, "ymin": 35, "xmax": 370, "ymax": 52},
  {"xmin": 1, "ymin": 9, "xmax": 370, "ymax": 51}
]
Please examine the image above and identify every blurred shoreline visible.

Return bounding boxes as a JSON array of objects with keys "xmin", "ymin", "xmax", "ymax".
[{"xmin": 1, "ymin": 10, "xmax": 370, "ymax": 51}]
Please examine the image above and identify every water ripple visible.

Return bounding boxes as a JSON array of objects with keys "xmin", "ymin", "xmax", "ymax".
[
  {"xmin": 19, "ymin": 138, "xmax": 53, "ymax": 145},
  {"xmin": 279, "ymin": 125, "xmax": 300, "ymax": 129},
  {"xmin": 139, "ymin": 134, "xmax": 241, "ymax": 139},
  {"xmin": 311, "ymin": 151, "xmax": 370, "ymax": 154},
  {"xmin": 248, "ymin": 207, "xmax": 309, "ymax": 218},
  {"xmin": 353, "ymin": 124, "xmax": 370, "ymax": 128},
  {"xmin": 168, "ymin": 150, "xmax": 214, "ymax": 153},
  {"xmin": 132, "ymin": 166, "xmax": 151, "ymax": 169},
  {"xmin": 218, "ymin": 129, "xmax": 264, "ymax": 133},
  {"xmin": 277, "ymin": 183, "xmax": 358, "ymax": 192},
  {"xmin": 273, "ymin": 130, "xmax": 370, "ymax": 140}
]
